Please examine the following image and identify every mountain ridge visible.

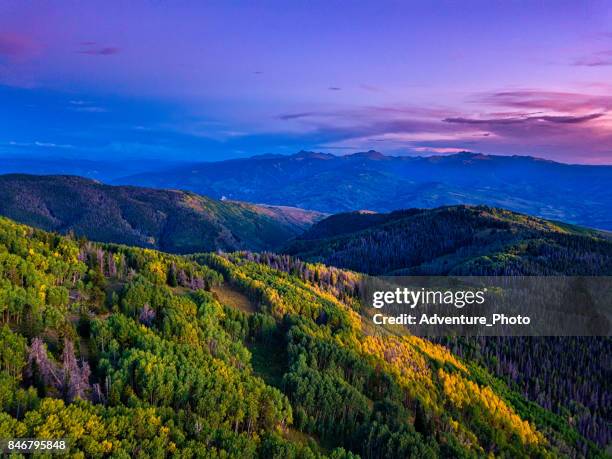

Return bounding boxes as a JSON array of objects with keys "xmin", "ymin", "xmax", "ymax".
[
  {"xmin": 0, "ymin": 174, "xmax": 325, "ymax": 254},
  {"xmin": 283, "ymin": 205, "xmax": 612, "ymax": 276}
]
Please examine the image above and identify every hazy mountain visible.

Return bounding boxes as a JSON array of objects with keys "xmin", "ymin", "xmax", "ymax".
[
  {"xmin": 0, "ymin": 174, "xmax": 324, "ymax": 253},
  {"xmin": 115, "ymin": 151, "xmax": 612, "ymax": 230},
  {"xmin": 283, "ymin": 205, "xmax": 612, "ymax": 275}
]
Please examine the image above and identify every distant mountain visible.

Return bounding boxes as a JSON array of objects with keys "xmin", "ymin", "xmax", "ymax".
[
  {"xmin": 283, "ymin": 205, "xmax": 612, "ymax": 275},
  {"xmin": 115, "ymin": 150, "xmax": 612, "ymax": 230},
  {"xmin": 0, "ymin": 174, "xmax": 324, "ymax": 253}
]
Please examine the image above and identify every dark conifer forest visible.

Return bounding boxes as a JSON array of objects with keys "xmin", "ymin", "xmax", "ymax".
[{"xmin": 283, "ymin": 206, "xmax": 612, "ymax": 276}]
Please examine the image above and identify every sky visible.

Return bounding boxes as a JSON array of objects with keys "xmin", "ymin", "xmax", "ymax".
[{"xmin": 1, "ymin": 0, "xmax": 612, "ymax": 164}]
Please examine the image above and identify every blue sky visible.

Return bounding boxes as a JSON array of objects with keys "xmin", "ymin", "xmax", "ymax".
[{"xmin": 1, "ymin": 0, "xmax": 612, "ymax": 163}]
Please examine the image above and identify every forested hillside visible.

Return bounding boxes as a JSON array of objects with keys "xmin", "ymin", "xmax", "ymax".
[
  {"xmin": 0, "ymin": 216, "xmax": 606, "ymax": 457},
  {"xmin": 283, "ymin": 207, "xmax": 612, "ymax": 450},
  {"xmin": 0, "ymin": 174, "xmax": 323, "ymax": 254},
  {"xmin": 284, "ymin": 205, "xmax": 612, "ymax": 275}
]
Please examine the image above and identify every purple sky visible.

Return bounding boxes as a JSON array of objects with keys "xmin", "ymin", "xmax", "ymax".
[{"xmin": 1, "ymin": 0, "xmax": 612, "ymax": 164}]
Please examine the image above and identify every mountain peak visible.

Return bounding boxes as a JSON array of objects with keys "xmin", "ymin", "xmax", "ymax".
[{"xmin": 346, "ymin": 150, "xmax": 388, "ymax": 160}]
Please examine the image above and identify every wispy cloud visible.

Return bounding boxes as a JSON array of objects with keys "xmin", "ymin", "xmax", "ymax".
[
  {"xmin": 8, "ymin": 140, "xmax": 73, "ymax": 149},
  {"xmin": 444, "ymin": 112, "xmax": 604, "ymax": 125},
  {"xmin": 413, "ymin": 146, "xmax": 465, "ymax": 154},
  {"xmin": 77, "ymin": 42, "xmax": 121, "ymax": 56},
  {"xmin": 73, "ymin": 106, "xmax": 107, "ymax": 112},
  {"xmin": 360, "ymin": 84, "xmax": 384, "ymax": 93},
  {"xmin": 279, "ymin": 112, "xmax": 318, "ymax": 121},
  {"xmin": 68, "ymin": 100, "xmax": 107, "ymax": 113},
  {"xmin": 572, "ymin": 50, "xmax": 612, "ymax": 67},
  {"xmin": 476, "ymin": 90, "xmax": 612, "ymax": 112}
]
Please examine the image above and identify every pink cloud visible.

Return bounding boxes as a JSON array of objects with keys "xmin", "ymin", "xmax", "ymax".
[
  {"xmin": 280, "ymin": 88, "xmax": 612, "ymax": 163},
  {"xmin": 0, "ymin": 32, "xmax": 40, "ymax": 87},
  {"xmin": 476, "ymin": 90, "xmax": 612, "ymax": 112},
  {"xmin": 0, "ymin": 32, "xmax": 36, "ymax": 59},
  {"xmin": 573, "ymin": 50, "xmax": 612, "ymax": 67},
  {"xmin": 413, "ymin": 146, "xmax": 465, "ymax": 154}
]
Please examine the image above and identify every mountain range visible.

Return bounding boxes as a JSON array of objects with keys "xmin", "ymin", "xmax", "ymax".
[
  {"xmin": 115, "ymin": 150, "xmax": 612, "ymax": 230},
  {"xmin": 0, "ymin": 174, "xmax": 323, "ymax": 253}
]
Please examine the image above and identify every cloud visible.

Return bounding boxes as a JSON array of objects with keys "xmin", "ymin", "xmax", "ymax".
[
  {"xmin": 445, "ymin": 116, "xmax": 522, "ymax": 125},
  {"xmin": 274, "ymin": 88, "xmax": 612, "ymax": 163},
  {"xmin": 360, "ymin": 84, "xmax": 383, "ymax": 93},
  {"xmin": 277, "ymin": 105, "xmax": 489, "ymax": 155},
  {"xmin": 0, "ymin": 32, "xmax": 38, "ymax": 61},
  {"xmin": 34, "ymin": 141, "xmax": 73, "ymax": 148},
  {"xmin": 78, "ymin": 42, "xmax": 121, "ymax": 56},
  {"xmin": 79, "ymin": 47, "xmax": 121, "ymax": 56},
  {"xmin": 68, "ymin": 100, "xmax": 107, "ymax": 112},
  {"xmin": 279, "ymin": 112, "xmax": 318, "ymax": 121},
  {"xmin": 572, "ymin": 50, "xmax": 612, "ymax": 67},
  {"xmin": 73, "ymin": 106, "xmax": 107, "ymax": 113},
  {"xmin": 7, "ymin": 140, "xmax": 73, "ymax": 149},
  {"xmin": 538, "ymin": 113, "xmax": 604, "ymax": 123},
  {"xmin": 0, "ymin": 33, "xmax": 32, "ymax": 58},
  {"xmin": 476, "ymin": 89, "xmax": 612, "ymax": 112},
  {"xmin": 0, "ymin": 33, "xmax": 40, "ymax": 87},
  {"xmin": 437, "ymin": 90, "xmax": 612, "ymax": 162},
  {"xmin": 444, "ymin": 112, "xmax": 604, "ymax": 125},
  {"xmin": 413, "ymin": 146, "xmax": 465, "ymax": 154}
]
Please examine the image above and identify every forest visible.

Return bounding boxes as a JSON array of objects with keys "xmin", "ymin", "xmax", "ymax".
[
  {"xmin": 283, "ymin": 206, "xmax": 612, "ymax": 276},
  {"xmin": 0, "ymin": 214, "xmax": 608, "ymax": 457},
  {"xmin": 226, "ymin": 250, "xmax": 612, "ymax": 452}
]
